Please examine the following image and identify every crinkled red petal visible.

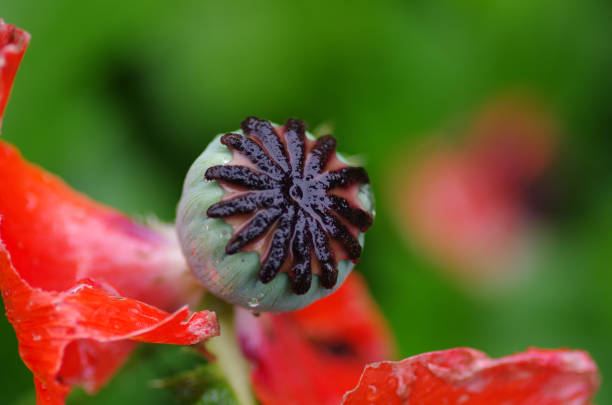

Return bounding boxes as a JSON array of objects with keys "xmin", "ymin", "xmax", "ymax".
[
  {"xmin": 0, "ymin": 140, "xmax": 199, "ymax": 311},
  {"xmin": 236, "ymin": 273, "xmax": 394, "ymax": 405},
  {"xmin": 342, "ymin": 347, "xmax": 599, "ymax": 404},
  {"xmin": 1, "ymin": 247, "xmax": 219, "ymax": 405},
  {"xmin": 0, "ymin": 19, "xmax": 29, "ymax": 128},
  {"xmin": 0, "ymin": 141, "xmax": 216, "ymax": 403}
]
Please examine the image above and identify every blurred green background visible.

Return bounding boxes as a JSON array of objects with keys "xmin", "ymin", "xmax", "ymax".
[{"xmin": 2, "ymin": 0, "xmax": 612, "ymax": 403}]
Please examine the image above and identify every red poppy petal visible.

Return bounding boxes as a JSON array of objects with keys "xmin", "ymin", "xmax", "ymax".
[
  {"xmin": 34, "ymin": 377, "xmax": 71, "ymax": 405},
  {"xmin": 0, "ymin": 127, "xmax": 212, "ymax": 403},
  {"xmin": 0, "ymin": 140, "xmax": 200, "ymax": 312},
  {"xmin": 236, "ymin": 273, "xmax": 394, "ymax": 405},
  {"xmin": 342, "ymin": 347, "xmax": 599, "ymax": 404},
  {"xmin": 0, "ymin": 19, "xmax": 29, "ymax": 129},
  {"xmin": 1, "ymin": 246, "xmax": 219, "ymax": 405}
]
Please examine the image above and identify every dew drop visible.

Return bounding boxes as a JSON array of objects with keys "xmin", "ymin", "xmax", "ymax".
[
  {"xmin": 32, "ymin": 334, "xmax": 42, "ymax": 341},
  {"xmin": 366, "ymin": 385, "xmax": 378, "ymax": 401},
  {"xmin": 25, "ymin": 193, "xmax": 37, "ymax": 211},
  {"xmin": 247, "ymin": 297, "xmax": 260, "ymax": 308},
  {"xmin": 386, "ymin": 376, "xmax": 398, "ymax": 390}
]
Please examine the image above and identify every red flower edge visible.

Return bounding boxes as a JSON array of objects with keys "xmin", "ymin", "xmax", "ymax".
[
  {"xmin": 1, "ymin": 251, "xmax": 219, "ymax": 404},
  {"xmin": 236, "ymin": 272, "xmax": 395, "ymax": 405},
  {"xmin": 0, "ymin": 19, "xmax": 29, "ymax": 129},
  {"xmin": 343, "ymin": 347, "xmax": 599, "ymax": 404}
]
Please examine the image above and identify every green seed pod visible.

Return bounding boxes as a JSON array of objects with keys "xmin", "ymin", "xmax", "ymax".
[{"xmin": 177, "ymin": 117, "xmax": 374, "ymax": 312}]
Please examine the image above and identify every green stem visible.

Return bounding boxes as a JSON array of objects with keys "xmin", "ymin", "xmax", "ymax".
[{"xmin": 199, "ymin": 294, "xmax": 256, "ymax": 405}]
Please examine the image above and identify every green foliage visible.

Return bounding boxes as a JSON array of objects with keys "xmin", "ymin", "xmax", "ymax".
[
  {"xmin": 65, "ymin": 345, "xmax": 208, "ymax": 405},
  {"xmin": 152, "ymin": 364, "xmax": 239, "ymax": 405}
]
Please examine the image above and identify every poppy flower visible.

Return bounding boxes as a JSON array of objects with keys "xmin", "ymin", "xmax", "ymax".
[
  {"xmin": 390, "ymin": 96, "xmax": 557, "ymax": 285},
  {"xmin": 0, "ymin": 20, "xmax": 219, "ymax": 405}
]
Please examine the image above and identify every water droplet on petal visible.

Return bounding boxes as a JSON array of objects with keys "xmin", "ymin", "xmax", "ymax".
[
  {"xmin": 458, "ymin": 394, "xmax": 470, "ymax": 403},
  {"xmin": 25, "ymin": 193, "xmax": 37, "ymax": 211},
  {"xmin": 366, "ymin": 384, "xmax": 378, "ymax": 401},
  {"xmin": 386, "ymin": 376, "xmax": 398, "ymax": 390}
]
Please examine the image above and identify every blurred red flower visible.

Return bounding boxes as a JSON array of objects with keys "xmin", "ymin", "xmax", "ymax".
[
  {"xmin": 0, "ymin": 20, "xmax": 218, "ymax": 405},
  {"xmin": 390, "ymin": 96, "xmax": 557, "ymax": 285}
]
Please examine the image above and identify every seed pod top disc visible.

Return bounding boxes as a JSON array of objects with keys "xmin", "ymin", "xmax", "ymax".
[{"xmin": 177, "ymin": 117, "xmax": 374, "ymax": 312}]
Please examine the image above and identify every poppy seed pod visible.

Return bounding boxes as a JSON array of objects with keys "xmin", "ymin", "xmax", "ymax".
[{"xmin": 177, "ymin": 117, "xmax": 374, "ymax": 312}]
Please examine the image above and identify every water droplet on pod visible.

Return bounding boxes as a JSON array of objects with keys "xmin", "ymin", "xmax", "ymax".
[{"xmin": 247, "ymin": 297, "xmax": 260, "ymax": 308}]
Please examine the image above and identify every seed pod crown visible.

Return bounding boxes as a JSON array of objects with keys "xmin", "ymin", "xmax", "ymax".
[{"xmin": 177, "ymin": 117, "xmax": 374, "ymax": 312}]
